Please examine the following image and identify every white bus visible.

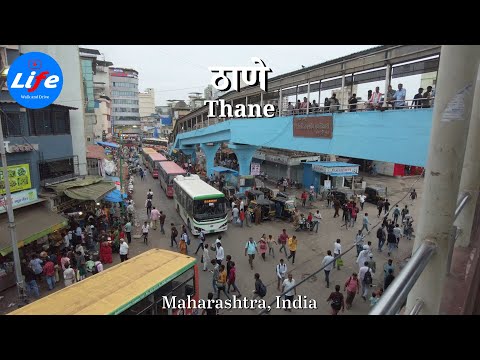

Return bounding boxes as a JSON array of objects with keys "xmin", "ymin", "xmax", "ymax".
[{"xmin": 173, "ymin": 174, "xmax": 228, "ymax": 235}]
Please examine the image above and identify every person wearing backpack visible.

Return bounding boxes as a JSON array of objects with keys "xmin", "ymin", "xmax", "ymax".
[
  {"xmin": 253, "ymin": 273, "xmax": 267, "ymax": 300},
  {"xmin": 344, "ymin": 273, "xmax": 360, "ymax": 309},
  {"xmin": 359, "ymin": 261, "xmax": 373, "ymax": 301},
  {"xmin": 145, "ymin": 198, "xmax": 153, "ymax": 218},
  {"xmin": 147, "ymin": 189, "xmax": 153, "ymax": 200},
  {"xmin": 326, "ymin": 285, "xmax": 345, "ymax": 315},
  {"xmin": 276, "ymin": 259, "xmax": 287, "ymax": 291}
]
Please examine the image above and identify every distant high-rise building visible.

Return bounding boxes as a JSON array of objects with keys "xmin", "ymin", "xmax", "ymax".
[
  {"xmin": 109, "ymin": 67, "xmax": 140, "ymax": 134},
  {"xmin": 139, "ymin": 88, "xmax": 155, "ymax": 118}
]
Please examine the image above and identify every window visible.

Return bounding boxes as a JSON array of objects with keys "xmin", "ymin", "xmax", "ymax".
[
  {"xmin": 113, "ymin": 82, "xmax": 137, "ymax": 89},
  {"xmin": 113, "ymin": 99, "xmax": 139, "ymax": 105},
  {"xmin": 39, "ymin": 156, "xmax": 76, "ymax": 181},
  {"xmin": 29, "ymin": 109, "xmax": 52, "ymax": 135},
  {"xmin": 1, "ymin": 112, "xmax": 24, "ymax": 137},
  {"xmin": 112, "ymin": 90, "xmax": 137, "ymax": 97},
  {"xmin": 52, "ymin": 110, "xmax": 70, "ymax": 134}
]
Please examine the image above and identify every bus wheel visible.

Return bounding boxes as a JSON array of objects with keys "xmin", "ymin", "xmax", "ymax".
[{"xmin": 187, "ymin": 219, "xmax": 191, "ymax": 232}]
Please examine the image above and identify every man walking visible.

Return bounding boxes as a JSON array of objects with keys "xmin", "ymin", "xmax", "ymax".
[
  {"xmin": 150, "ymin": 206, "xmax": 160, "ymax": 230},
  {"xmin": 287, "ymin": 235, "xmax": 298, "ymax": 264},
  {"xmin": 216, "ymin": 242, "xmax": 225, "ymax": 266},
  {"xmin": 170, "ymin": 223, "xmax": 178, "ymax": 247},
  {"xmin": 232, "ymin": 205, "xmax": 239, "ymax": 224},
  {"xmin": 392, "ymin": 205, "xmax": 400, "ymax": 225},
  {"xmin": 359, "ymin": 261, "xmax": 373, "ymax": 301},
  {"xmin": 276, "ymin": 259, "xmax": 287, "ymax": 291},
  {"xmin": 282, "ymin": 273, "xmax": 296, "ymax": 312},
  {"xmin": 278, "ymin": 229, "xmax": 289, "ymax": 255},
  {"xmin": 361, "ymin": 213, "xmax": 370, "ymax": 233},
  {"xmin": 195, "ymin": 229, "xmax": 206, "ymax": 255},
  {"xmin": 245, "ymin": 237, "xmax": 258, "ymax": 270},
  {"xmin": 321, "ymin": 250, "xmax": 335, "ymax": 288},
  {"xmin": 145, "ymin": 197, "xmax": 153, "ymax": 218},
  {"xmin": 355, "ymin": 230, "xmax": 365, "ymax": 256},
  {"xmin": 333, "ymin": 239, "xmax": 342, "ymax": 270},
  {"xmin": 124, "ymin": 220, "xmax": 132, "ymax": 244},
  {"xmin": 119, "ymin": 238, "xmax": 129, "ymax": 262},
  {"xmin": 159, "ymin": 211, "xmax": 166, "ymax": 234},
  {"xmin": 142, "ymin": 221, "xmax": 150, "ymax": 245}
]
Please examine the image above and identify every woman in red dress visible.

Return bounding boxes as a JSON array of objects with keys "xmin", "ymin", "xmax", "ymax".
[{"xmin": 99, "ymin": 240, "xmax": 113, "ymax": 264}]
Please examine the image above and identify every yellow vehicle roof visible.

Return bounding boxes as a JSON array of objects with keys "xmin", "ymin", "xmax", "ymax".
[{"xmin": 9, "ymin": 249, "xmax": 196, "ymax": 315}]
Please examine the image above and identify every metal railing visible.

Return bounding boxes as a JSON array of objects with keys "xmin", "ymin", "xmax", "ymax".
[
  {"xmin": 176, "ymin": 97, "xmax": 435, "ymax": 134},
  {"xmin": 370, "ymin": 193, "xmax": 471, "ymax": 315}
]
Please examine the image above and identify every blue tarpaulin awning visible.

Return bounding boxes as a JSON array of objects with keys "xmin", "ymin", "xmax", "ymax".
[
  {"xmin": 96, "ymin": 141, "xmax": 120, "ymax": 149},
  {"xmin": 103, "ymin": 189, "xmax": 127, "ymax": 203},
  {"xmin": 328, "ymin": 172, "xmax": 358, "ymax": 177},
  {"xmin": 212, "ymin": 166, "xmax": 238, "ymax": 175}
]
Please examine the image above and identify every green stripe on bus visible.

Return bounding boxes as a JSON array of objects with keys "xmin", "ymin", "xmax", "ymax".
[
  {"xmin": 110, "ymin": 258, "xmax": 196, "ymax": 315},
  {"xmin": 193, "ymin": 193, "xmax": 225, "ymax": 200}
]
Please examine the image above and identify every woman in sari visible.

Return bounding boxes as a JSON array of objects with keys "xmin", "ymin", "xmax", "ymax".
[
  {"xmin": 100, "ymin": 240, "xmax": 113, "ymax": 264},
  {"xmin": 178, "ymin": 236, "xmax": 187, "ymax": 255}
]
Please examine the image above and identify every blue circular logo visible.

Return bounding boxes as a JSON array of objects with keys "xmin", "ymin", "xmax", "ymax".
[{"xmin": 7, "ymin": 52, "xmax": 63, "ymax": 109}]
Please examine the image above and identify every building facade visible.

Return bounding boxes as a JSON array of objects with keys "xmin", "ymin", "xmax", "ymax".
[
  {"xmin": 79, "ymin": 48, "xmax": 113, "ymax": 144},
  {"xmin": 19, "ymin": 45, "xmax": 88, "ymax": 175},
  {"xmin": 139, "ymin": 88, "xmax": 155, "ymax": 118},
  {"xmin": 109, "ymin": 67, "xmax": 140, "ymax": 135}
]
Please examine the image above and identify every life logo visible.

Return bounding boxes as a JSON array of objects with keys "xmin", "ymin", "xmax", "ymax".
[{"xmin": 7, "ymin": 52, "xmax": 63, "ymax": 109}]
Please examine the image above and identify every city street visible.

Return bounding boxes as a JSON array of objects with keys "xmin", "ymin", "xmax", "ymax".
[{"xmin": 1, "ymin": 168, "xmax": 423, "ymax": 315}]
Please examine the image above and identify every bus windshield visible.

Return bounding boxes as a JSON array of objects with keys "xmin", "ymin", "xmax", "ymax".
[{"xmin": 193, "ymin": 198, "xmax": 227, "ymax": 220}]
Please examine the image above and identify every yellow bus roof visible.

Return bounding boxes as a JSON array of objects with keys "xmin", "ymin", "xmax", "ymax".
[{"xmin": 10, "ymin": 249, "xmax": 196, "ymax": 315}]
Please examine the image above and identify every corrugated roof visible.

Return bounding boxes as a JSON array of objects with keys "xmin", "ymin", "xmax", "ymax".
[
  {"xmin": 306, "ymin": 161, "xmax": 357, "ymax": 167},
  {"xmin": 86, "ymin": 145, "xmax": 106, "ymax": 160},
  {"xmin": 79, "ymin": 47, "xmax": 101, "ymax": 55},
  {"xmin": 0, "ymin": 101, "xmax": 78, "ymax": 110}
]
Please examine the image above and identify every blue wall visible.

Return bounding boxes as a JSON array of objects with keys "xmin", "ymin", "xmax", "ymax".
[{"xmin": 175, "ymin": 109, "xmax": 433, "ymax": 167}]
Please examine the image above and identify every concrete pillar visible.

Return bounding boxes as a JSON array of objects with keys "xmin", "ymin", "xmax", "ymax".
[
  {"xmin": 200, "ymin": 143, "xmax": 221, "ymax": 178},
  {"xmin": 181, "ymin": 147, "xmax": 196, "ymax": 164},
  {"xmin": 340, "ymin": 74, "xmax": 345, "ymax": 110},
  {"xmin": 228, "ymin": 143, "xmax": 258, "ymax": 176},
  {"xmin": 406, "ymin": 45, "xmax": 480, "ymax": 315},
  {"xmin": 383, "ymin": 64, "xmax": 392, "ymax": 108},
  {"xmin": 306, "ymin": 82, "xmax": 311, "ymax": 114},
  {"xmin": 260, "ymin": 92, "xmax": 264, "ymax": 108},
  {"xmin": 278, "ymin": 89, "xmax": 283, "ymax": 116},
  {"xmin": 286, "ymin": 165, "xmax": 291, "ymax": 179},
  {"xmin": 454, "ymin": 62, "xmax": 480, "ymax": 247}
]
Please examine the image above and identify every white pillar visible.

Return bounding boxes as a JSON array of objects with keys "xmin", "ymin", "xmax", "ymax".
[
  {"xmin": 245, "ymin": 96, "xmax": 248, "ymax": 107},
  {"xmin": 340, "ymin": 74, "xmax": 345, "ymax": 110},
  {"xmin": 260, "ymin": 92, "xmax": 264, "ymax": 108},
  {"xmin": 306, "ymin": 82, "xmax": 311, "ymax": 114},
  {"xmin": 278, "ymin": 89, "xmax": 283, "ymax": 116},
  {"xmin": 383, "ymin": 64, "xmax": 392, "ymax": 108},
  {"xmin": 406, "ymin": 45, "xmax": 480, "ymax": 314},
  {"xmin": 454, "ymin": 62, "xmax": 480, "ymax": 247}
]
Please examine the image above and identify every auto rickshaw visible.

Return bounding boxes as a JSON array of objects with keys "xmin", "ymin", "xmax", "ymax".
[
  {"xmin": 246, "ymin": 189, "xmax": 265, "ymax": 202},
  {"xmin": 257, "ymin": 186, "xmax": 279, "ymax": 200},
  {"xmin": 272, "ymin": 196, "xmax": 296, "ymax": 221},
  {"xmin": 247, "ymin": 199, "xmax": 276, "ymax": 221},
  {"xmin": 222, "ymin": 185, "xmax": 237, "ymax": 203}
]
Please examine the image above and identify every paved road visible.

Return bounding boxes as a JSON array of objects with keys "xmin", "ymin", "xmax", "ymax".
[{"xmin": 0, "ymin": 169, "xmax": 423, "ymax": 315}]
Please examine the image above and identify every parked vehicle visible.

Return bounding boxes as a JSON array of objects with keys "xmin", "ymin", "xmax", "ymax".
[
  {"xmin": 245, "ymin": 189, "xmax": 265, "ymax": 202},
  {"xmin": 364, "ymin": 186, "xmax": 386, "ymax": 204},
  {"xmin": 222, "ymin": 185, "xmax": 237, "ymax": 203},
  {"xmin": 329, "ymin": 189, "xmax": 355, "ymax": 205},
  {"xmin": 272, "ymin": 196, "xmax": 295, "ymax": 221},
  {"xmin": 247, "ymin": 199, "xmax": 276, "ymax": 221}
]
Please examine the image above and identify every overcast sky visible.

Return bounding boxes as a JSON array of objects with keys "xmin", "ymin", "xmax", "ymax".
[{"xmin": 84, "ymin": 45, "xmax": 425, "ymax": 106}]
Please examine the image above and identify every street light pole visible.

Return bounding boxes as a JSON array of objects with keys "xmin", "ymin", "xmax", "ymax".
[{"xmin": 0, "ymin": 104, "xmax": 26, "ymax": 305}]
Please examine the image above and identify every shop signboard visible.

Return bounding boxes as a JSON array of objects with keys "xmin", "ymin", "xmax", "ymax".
[
  {"xmin": 312, "ymin": 164, "xmax": 359, "ymax": 175},
  {"xmin": 0, "ymin": 188, "xmax": 38, "ymax": 214},
  {"xmin": 293, "ymin": 115, "xmax": 333, "ymax": 138},
  {"xmin": 250, "ymin": 163, "xmax": 261, "ymax": 175},
  {"xmin": 0, "ymin": 163, "xmax": 31, "ymax": 195}
]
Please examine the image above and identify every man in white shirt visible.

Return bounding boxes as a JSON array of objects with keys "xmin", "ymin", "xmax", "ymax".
[
  {"xmin": 359, "ymin": 262, "xmax": 373, "ymax": 300},
  {"xmin": 333, "ymin": 239, "xmax": 342, "ymax": 270},
  {"xmin": 321, "ymin": 250, "xmax": 335, "ymax": 288},
  {"xmin": 142, "ymin": 221, "xmax": 150, "ymax": 245},
  {"xmin": 150, "ymin": 206, "xmax": 160, "ymax": 230},
  {"xmin": 119, "ymin": 238, "xmax": 129, "ymax": 262},
  {"xmin": 64, "ymin": 232, "xmax": 71, "ymax": 249},
  {"xmin": 276, "ymin": 259, "xmax": 287, "ymax": 291},
  {"xmin": 215, "ymin": 235, "xmax": 222, "ymax": 246},
  {"xmin": 358, "ymin": 194, "xmax": 367, "ymax": 210},
  {"xmin": 215, "ymin": 242, "xmax": 225, "ymax": 266},
  {"xmin": 357, "ymin": 245, "xmax": 371, "ymax": 272},
  {"xmin": 232, "ymin": 206, "xmax": 239, "ymax": 224},
  {"xmin": 240, "ymin": 200, "xmax": 245, "ymax": 212},
  {"xmin": 282, "ymin": 273, "xmax": 296, "ymax": 312},
  {"xmin": 355, "ymin": 230, "xmax": 365, "ymax": 256},
  {"xmin": 393, "ymin": 224, "xmax": 402, "ymax": 245},
  {"xmin": 312, "ymin": 210, "xmax": 322, "ymax": 233}
]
